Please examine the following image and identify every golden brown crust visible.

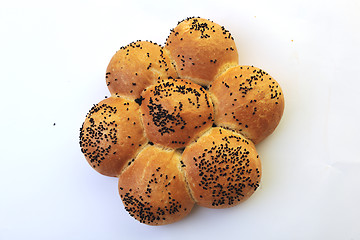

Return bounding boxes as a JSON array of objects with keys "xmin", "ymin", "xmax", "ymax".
[
  {"xmin": 181, "ymin": 127, "xmax": 261, "ymax": 208},
  {"xmin": 106, "ymin": 41, "xmax": 178, "ymax": 99},
  {"xmin": 79, "ymin": 96, "xmax": 147, "ymax": 177},
  {"xmin": 118, "ymin": 145, "xmax": 195, "ymax": 225},
  {"xmin": 140, "ymin": 78, "xmax": 214, "ymax": 149},
  {"xmin": 79, "ymin": 17, "xmax": 286, "ymax": 225},
  {"xmin": 209, "ymin": 65, "xmax": 285, "ymax": 144},
  {"xmin": 165, "ymin": 17, "xmax": 238, "ymax": 86}
]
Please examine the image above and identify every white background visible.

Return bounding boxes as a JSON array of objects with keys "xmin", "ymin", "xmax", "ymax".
[{"xmin": 1, "ymin": 0, "xmax": 360, "ymax": 239}]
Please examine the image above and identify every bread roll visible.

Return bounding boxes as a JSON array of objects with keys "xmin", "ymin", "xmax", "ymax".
[
  {"xmin": 165, "ymin": 17, "xmax": 238, "ymax": 86},
  {"xmin": 106, "ymin": 40, "xmax": 178, "ymax": 99},
  {"xmin": 181, "ymin": 127, "xmax": 261, "ymax": 208},
  {"xmin": 209, "ymin": 65, "xmax": 284, "ymax": 144},
  {"xmin": 118, "ymin": 145, "xmax": 195, "ymax": 225},
  {"xmin": 140, "ymin": 78, "xmax": 214, "ymax": 149},
  {"xmin": 79, "ymin": 96, "xmax": 147, "ymax": 177}
]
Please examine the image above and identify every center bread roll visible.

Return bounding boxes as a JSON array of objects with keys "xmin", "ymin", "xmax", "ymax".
[{"xmin": 140, "ymin": 78, "xmax": 214, "ymax": 149}]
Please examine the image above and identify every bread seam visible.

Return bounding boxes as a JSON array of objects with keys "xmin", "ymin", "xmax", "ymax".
[
  {"xmin": 208, "ymin": 91, "xmax": 255, "ymax": 144},
  {"xmin": 163, "ymin": 48, "xmax": 217, "ymax": 86},
  {"xmin": 175, "ymin": 151, "xmax": 197, "ymax": 203},
  {"xmin": 110, "ymin": 93, "xmax": 135, "ymax": 101},
  {"xmin": 213, "ymin": 62, "xmax": 238, "ymax": 81},
  {"xmin": 163, "ymin": 48, "xmax": 179, "ymax": 77},
  {"xmin": 115, "ymin": 105, "xmax": 149, "ymax": 178},
  {"xmin": 115, "ymin": 141, "xmax": 148, "ymax": 178},
  {"xmin": 217, "ymin": 123, "xmax": 254, "ymax": 142}
]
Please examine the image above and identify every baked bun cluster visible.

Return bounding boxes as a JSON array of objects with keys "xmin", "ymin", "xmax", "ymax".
[{"xmin": 79, "ymin": 17, "xmax": 284, "ymax": 225}]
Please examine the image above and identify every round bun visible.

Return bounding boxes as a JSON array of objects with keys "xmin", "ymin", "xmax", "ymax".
[
  {"xmin": 140, "ymin": 78, "xmax": 214, "ymax": 149},
  {"xmin": 209, "ymin": 65, "xmax": 285, "ymax": 144},
  {"xmin": 106, "ymin": 40, "xmax": 178, "ymax": 99},
  {"xmin": 118, "ymin": 145, "xmax": 194, "ymax": 225},
  {"xmin": 182, "ymin": 127, "xmax": 261, "ymax": 208},
  {"xmin": 79, "ymin": 96, "xmax": 147, "ymax": 177},
  {"xmin": 165, "ymin": 17, "xmax": 238, "ymax": 86}
]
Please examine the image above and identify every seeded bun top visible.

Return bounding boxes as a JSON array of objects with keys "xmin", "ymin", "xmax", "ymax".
[
  {"xmin": 165, "ymin": 17, "xmax": 238, "ymax": 86},
  {"xmin": 182, "ymin": 127, "xmax": 261, "ymax": 208},
  {"xmin": 118, "ymin": 145, "xmax": 194, "ymax": 225},
  {"xmin": 140, "ymin": 78, "xmax": 214, "ymax": 149},
  {"xmin": 106, "ymin": 41, "xmax": 178, "ymax": 99},
  {"xmin": 209, "ymin": 65, "xmax": 285, "ymax": 144},
  {"xmin": 79, "ymin": 96, "xmax": 147, "ymax": 177}
]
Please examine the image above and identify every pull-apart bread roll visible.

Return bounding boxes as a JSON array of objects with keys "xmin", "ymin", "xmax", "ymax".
[
  {"xmin": 165, "ymin": 17, "xmax": 238, "ymax": 86},
  {"xmin": 79, "ymin": 96, "xmax": 147, "ymax": 177},
  {"xmin": 80, "ymin": 16, "xmax": 285, "ymax": 226},
  {"xmin": 118, "ymin": 146, "xmax": 194, "ymax": 225},
  {"xmin": 182, "ymin": 127, "xmax": 261, "ymax": 208},
  {"xmin": 209, "ymin": 66, "xmax": 284, "ymax": 144},
  {"xmin": 106, "ymin": 41, "xmax": 178, "ymax": 99}
]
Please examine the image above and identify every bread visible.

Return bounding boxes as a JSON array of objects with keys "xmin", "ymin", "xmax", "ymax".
[
  {"xmin": 182, "ymin": 127, "xmax": 261, "ymax": 208},
  {"xmin": 80, "ymin": 17, "xmax": 285, "ymax": 225},
  {"xmin": 140, "ymin": 78, "xmax": 214, "ymax": 149},
  {"xmin": 106, "ymin": 40, "xmax": 178, "ymax": 99},
  {"xmin": 79, "ymin": 96, "xmax": 147, "ymax": 177},
  {"xmin": 165, "ymin": 17, "xmax": 239, "ymax": 86},
  {"xmin": 209, "ymin": 65, "xmax": 284, "ymax": 144},
  {"xmin": 118, "ymin": 145, "xmax": 194, "ymax": 225}
]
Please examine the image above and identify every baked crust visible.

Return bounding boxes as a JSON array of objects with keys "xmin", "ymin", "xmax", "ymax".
[
  {"xmin": 209, "ymin": 65, "xmax": 284, "ymax": 144},
  {"xmin": 165, "ymin": 17, "xmax": 238, "ymax": 86},
  {"xmin": 79, "ymin": 96, "xmax": 147, "ymax": 177},
  {"xmin": 118, "ymin": 145, "xmax": 194, "ymax": 225},
  {"xmin": 140, "ymin": 78, "xmax": 214, "ymax": 149},
  {"xmin": 106, "ymin": 41, "xmax": 177, "ymax": 99},
  {"xmin": 182, "ymin": 127, "xmax": 261, "ymax": 208},
  {"xmin": 80, "ymin": 17, "xmax": 285, "ymax": 226}
]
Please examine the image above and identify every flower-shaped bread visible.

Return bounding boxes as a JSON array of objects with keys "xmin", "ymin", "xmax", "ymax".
[{"xmin": 79, "ymin": 17, "xmax": 284, "ymax": 225}]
